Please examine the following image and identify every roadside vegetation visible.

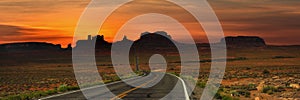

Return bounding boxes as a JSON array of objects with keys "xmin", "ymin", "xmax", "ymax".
[{"xmin": 1, "ymin": 85, "xmax": 79, "ymax": 100}]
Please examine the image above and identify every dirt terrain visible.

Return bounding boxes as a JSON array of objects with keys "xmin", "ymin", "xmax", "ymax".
[{"xmin": 0, "ymin": 45, "xmax": 300, "ymax": 100}]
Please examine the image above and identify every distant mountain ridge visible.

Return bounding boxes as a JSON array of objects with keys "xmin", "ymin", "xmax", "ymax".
[
  {"xmin": 0, "ymin": 42, "xmax": 63, "ymax": 51},
  {"xmin": 0, "ymin": 31, "xmax": 271, "ymax": 52},
  {"xmin": 221, "ymin": 36, "xmax": 266, "ymax": 47}
]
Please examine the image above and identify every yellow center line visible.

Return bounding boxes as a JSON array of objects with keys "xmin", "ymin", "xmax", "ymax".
[
  {"xmin": 110, "ymin": 75, "xmax": 159, "ymax": 100},
  {"xmin": 117, "ymin": 93, "xmax": 127, "ymax": 99}
]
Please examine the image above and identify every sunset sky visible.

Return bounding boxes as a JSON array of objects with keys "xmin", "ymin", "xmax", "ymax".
[{"xmin": 0, "ymin": 0, "xmax": 300, "ymax": 47}]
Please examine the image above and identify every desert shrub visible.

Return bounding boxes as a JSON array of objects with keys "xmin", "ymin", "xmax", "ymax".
[
  {"xmin": 214, "ymin": 88, "xmax": 237, "ymax": 100},
  {"xmin": 237, "ymin": 90, "xmax": 251, "ymax": 98},
  {"xmin": 214, "ymin": 91, "xmax": 222, "ymax": 99},
  {"xmin": 103, "ymin": 80, "xmax": 112, "ymax": 83},
  {"xmin": 4, "ymin": 89, "xmax": 59, "ymax": 100},
  {"xmin": 58, "ymin": 84, "xmax": 68, "ymax": 92},
  {"xmin": 7, "ymin": 95, "xmax": 22, "ymax": 100},
  {"xmin": 246, "ymin": 67, "xmax": 251, "ymax": 70},
  {"xmin": 2, "ymin": 85, "xmax": 79, "ymax": 100},
  {"xmin": 222, "ymin": 95, "xmax": 232, "ymax": 100},
  {"xmin": 238, "ymin": 75, "xmax": 250, "ymax": 78},
  {"xmin": 262, "ymin": 86, "xmax": 278, "ymax": 94},
  {"xmin": 57, "ymin": 84, "xmax": 79, "ymax": 92},
  {"xmin": 276, "ymin": 86, "xmax": 285, "ymax": 92},
  {"xmin": 21, "ymin": 93, "xmax": 36, "ymax": 100},
  {"xmin": 222, "ymin": 95, "xmax": 239, "ymax": 100},
  {"xmin": 266, "ymin": 90, "xmax": 273, "ymax": 94},
  {"xmin": 236, "ymin": 57, "xmax": 247, "ymax": 60},
  {"xmin": 39, "ymin": 91, "xmax": 48, "ymax": 96},
  {"xmin": 230, "ymin": 90, "xmax": 250, "ymax": 98},
  {"xmin": 263, "ymin": 69, "xmax": 270, "ymax": 74},
  {"xmin": 67, "ymin": 86, "xmax": 79, "ymax": 91},
  {"xmin": 230, "ymin": 91, "xmax": 239, "ymax": 97},
  {"xmin": 32, "ymin": 91, "xmax": 46, "ymax": 98},
  {"xmin": 230, "ymin": 85, "xmax": 255, "ymax": 90},
  {"xmin": 197, "ymin": 81, "xmax": 206, "ymax": 88},
  {"xmin": 169, "ymin": 67, "xmax": 175, "ymax": 70},
  {"xmin": 169, "ymin": 72, "xmax": 180, "ymax": 77},
  {"xmin": 272, "ymin": 56, "xmax": 295, "ymax": 59},
  {"xmin": 101, "ymin": 74, "xmax": 111, "ymax": 81},
  {"xmin": 44, "ymin": 89, "xmax": 57, "ymax": 96},
  {"xmin": 284, "ymin": 82, "xmax": 290, "ymax": 87},
  {"xmin": 262, "ymin": 86, "xmax": 271, "ymax": 93},
  {"xmin": 111, "ymin": 75, "xmax": 121, "ymax": 81},
  {"xmin": 133, "ymin": 71, "xmax": 145, "ymax": 76},
  {"xmin": 20, "ymin": 94, "xmax": 31, "ymax": 100},
  {"xmin": 247, "ymin": 84, "xmax": 257, "ymax": 91}
]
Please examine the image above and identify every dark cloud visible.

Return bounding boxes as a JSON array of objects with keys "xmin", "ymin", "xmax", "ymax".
[
  {"xmin": 0, "ymin": 24, "xmax": 71, "ymax": 43},
  {"xmin": 0, "ymin": 24, "xmax": 27, "ymax": 36},
  {"xmin": 208, "ymin": 0, "xmax": 300, "ymax": 45},
  {"xmin": 0, "ymin": 0, "xmax": 90, "ymax": 13}
]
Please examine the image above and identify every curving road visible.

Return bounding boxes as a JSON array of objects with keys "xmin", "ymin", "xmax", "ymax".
[{"xmin": 39, "ymin": 73, "xmax": 189, "ymax": 100}]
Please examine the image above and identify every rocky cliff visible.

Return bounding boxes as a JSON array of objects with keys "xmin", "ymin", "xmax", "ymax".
[{"xmin": 220, "ymin": 36, "xmax": 266, "ymax": 47}]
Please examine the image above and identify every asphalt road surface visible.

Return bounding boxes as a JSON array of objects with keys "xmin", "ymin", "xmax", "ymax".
[{"xmin": 40, "ymin": 73, "xmax": 189, "ymax": 100}]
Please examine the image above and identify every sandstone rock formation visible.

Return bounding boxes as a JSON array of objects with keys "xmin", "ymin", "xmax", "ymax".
[{"xmin": 220, "ymin": 36, "xmax": 266, "ymax": 47}]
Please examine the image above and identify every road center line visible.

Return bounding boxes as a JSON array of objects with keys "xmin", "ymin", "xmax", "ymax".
[{"xmin": 110, "ymin": 75, "xmax": 159, "ymax": 100}]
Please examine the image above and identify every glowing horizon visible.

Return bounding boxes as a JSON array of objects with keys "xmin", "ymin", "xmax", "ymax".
[{"xmin": 1, "ymin": 0, "xmax": 300, "ymax": 47}]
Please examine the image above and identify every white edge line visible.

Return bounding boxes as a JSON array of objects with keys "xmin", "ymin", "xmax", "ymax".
[
  {"xmin": 38, "ymin": 75, "xmax": 143, "ymax": 100},
  {"xmin": 167, "ymin": 73, "xmax": 190, "ymax": 100}
]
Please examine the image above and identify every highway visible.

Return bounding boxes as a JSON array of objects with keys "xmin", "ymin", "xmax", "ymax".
[{"xmin": 39, "ymin": 73, "xmax": 189, "ymax": 100}]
